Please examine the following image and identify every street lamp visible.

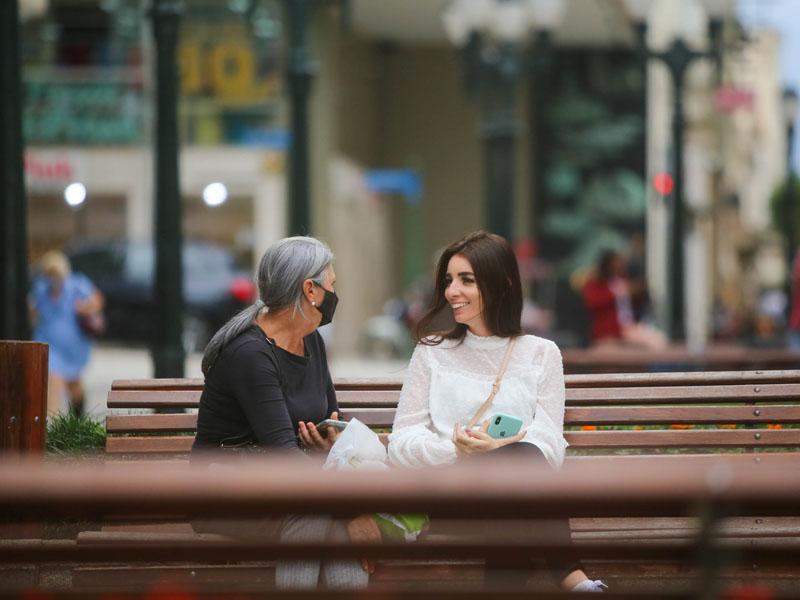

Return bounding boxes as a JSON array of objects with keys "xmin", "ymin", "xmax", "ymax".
[
  {"xmin": 281, "ymin": 0, "xmax": 315, "ymax": 236},
  {"xmin": 442, "ymin": 0, "xmax": 566, "ymax": 241},
  {"xmin": 150, "ymin": 0, "xmax": 185, "ymax": 378},
  {"xmin": 782, "ymin": 87, "xmax": 799, "ymax": 304},
  {"xmin": 0, "ymin": 1, "xmax": 31, "ymax": 340},
  {"xmin": 624, "ymin": 0, "xmax": 725, "ymax": 342}
]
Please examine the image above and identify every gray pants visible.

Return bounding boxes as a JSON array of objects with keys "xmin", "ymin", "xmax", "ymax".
[
  {"xmin": 276, "ymin": 515, "xmax": 369, "ymax": 589},
  {"xmin": 192, "ymin": 463, "xmax": 367, "ymax": 589}
]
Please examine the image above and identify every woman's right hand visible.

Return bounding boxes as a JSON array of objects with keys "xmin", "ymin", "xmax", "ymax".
[
  {"xmin": 453, "ymin": 421, "xmax": 526, "ymax": 457},
  {"xmin": 298, "ymin": 411, "xmax": 340, "ymax": 453}
]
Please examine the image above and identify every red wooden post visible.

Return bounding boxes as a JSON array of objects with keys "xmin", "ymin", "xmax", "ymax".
[{"xmin": 0, "ymin": 340, "xmax": 47, "ymax": 453}]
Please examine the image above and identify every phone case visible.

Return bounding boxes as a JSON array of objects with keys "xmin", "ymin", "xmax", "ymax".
[
  {"xmin": 316, "ymin": 419, "xmax": 348, "ymax": 431},
  {"xmin": 486, "ymin": 413, "xmax": 523, "ymax": 439}
]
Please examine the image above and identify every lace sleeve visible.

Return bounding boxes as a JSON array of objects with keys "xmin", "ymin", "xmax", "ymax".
[
  {"xmin": 523, "ymin": 340, "xmax": 568, "ymax": 469},
  {"xmin": 388, "ymin": 345, "xmax": 458, "ymax": 468}
]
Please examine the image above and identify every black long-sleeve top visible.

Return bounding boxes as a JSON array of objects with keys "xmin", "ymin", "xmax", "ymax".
[{"xmin": 191, "ymin": 324, "xmax": 337, "ymax": 455}]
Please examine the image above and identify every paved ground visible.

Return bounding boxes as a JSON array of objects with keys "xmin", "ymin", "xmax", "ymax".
[{"xmin": 82, "ymin": 343, "xmax": 408, "ymax": 420}]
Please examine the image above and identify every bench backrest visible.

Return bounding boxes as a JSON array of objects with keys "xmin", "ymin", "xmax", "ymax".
[
  {"xmin": 105, "ymin": 370, "xmax": 800, "ymax": 458},
  {"xmin": 561, "ymin": 347, "xmax": 800, "ymax": 373}
]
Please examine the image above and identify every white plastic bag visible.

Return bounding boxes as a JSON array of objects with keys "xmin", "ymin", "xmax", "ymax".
[
  {"xmin": 323, "ymin": 418, "xmax": 389, "ymax": 472},
  {"xmin": 323, "ymin": 419, "xmax": 429, "ymax": 541}
]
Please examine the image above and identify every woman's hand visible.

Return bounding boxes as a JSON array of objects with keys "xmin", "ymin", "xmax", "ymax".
[
  {"xmin": 298, "ymin": 411, "xmax": 340, "ymax": 453},
  {"xmin": 452, "ymin": 421, "xmax": 526, "ymax": 457},
  {"xmin": 346, "ymin": 514, "xmax": 382, "ymax": 573},
  {"xmin": 74, "ymin": 290, "xmax": 104, "ymax": 316}
]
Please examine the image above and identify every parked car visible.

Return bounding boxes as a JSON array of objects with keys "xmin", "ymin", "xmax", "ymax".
[{"xmin": 67, "ymin": 240, "xmax": 256, "ymax": 352}]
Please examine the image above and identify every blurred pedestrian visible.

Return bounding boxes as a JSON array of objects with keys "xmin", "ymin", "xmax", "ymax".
[
  {"xmin": 30, "ymin": 250, "xmax": 104, "ymax": 416},
  {"xmin": 582, "ymin": 250, "xmax": 667, "ymax": 350}
]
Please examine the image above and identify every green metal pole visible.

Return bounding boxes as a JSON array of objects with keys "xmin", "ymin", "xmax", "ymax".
[
  {"xmin": 284, "ymin": 0, "xmax": 314, "ymax": 236},
  {"xmin": 480, "ymin": 47, "xmax": 520, "ymax": 241},
  {"xmin": 636, "ymin": 26, "xmax": 719, "ymax": 343},
  {"xmin": 150, "ymin": 0, "xmax": 185, "ymax": 378},
  {"xmin": 528, "ymin": 31, "xmax": 553, "ymax": 248},
  {"xmin": 482, "ymin": 115, "xmax": 516, "ymax": 241},
  {"xmin": 669, "ymin": 65, "xmax": 687, "ymax": 342},
  {"xmin": 0, "ymin": 1, "xmax": 31, "ymax": 340},
  {"xmin": 785, "ymin": 119, "xmax": 797, "ymax": 322},
  {"xmin": 651, "ymin": 38, "xmax": 697, "ymax": 343}
]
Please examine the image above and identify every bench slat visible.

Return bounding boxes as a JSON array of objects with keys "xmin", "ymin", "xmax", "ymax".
[
  {"xmin": 106, "ymin": 436, "xmax": 193, "ymax": 454},
  {"xmin": 570, "ymin": 516, "xmax": 800, "ymax": 536},
  {"xmin": 106, "ymin": 410, "xmax": 398, "ymax": 434},
  {"xmin": 110, "ymin": 370, "xmax": 800, "ymax": 392},
  {"xmin": 106, "ymin": 414, "xmax": 198, "ymax": 433},
  {"xmin": 108, "ymin": 390, "xmax": 202, "ymax": 409},
  {"xmin": 331, "ymin": 390, "xmax": 403, "ymax": 407},
  {"xmin": 567, "ymin": 383, "xmax": 800, "ymax": 404},
  {"xmin": 108, "ymin": 384, "xmax": 800, "ymax": 410},
  {"xmin": 565, "ymin": 370, "xmax": 800, "ymax": 388},
  {"xmin": 106, "ymin": 405, "xmax": 800, "ymax": 435},
  {"xmin": 565, "ymin": 405, "xmax": 800, "ymax": 425},
  {"xmin": 565, "ymin": 428, "xmax": 800, "ymax": 448},
  {"xmin": 106, "ymin": 429, "xmax": 800, "ymax": 454}
]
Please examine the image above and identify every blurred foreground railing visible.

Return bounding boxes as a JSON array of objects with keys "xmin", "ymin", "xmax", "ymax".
[{"xmin": 1, "ymin": 456, "xmax": 799, "ymax": 598}]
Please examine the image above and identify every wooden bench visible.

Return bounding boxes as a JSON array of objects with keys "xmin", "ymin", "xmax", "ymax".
[
  {"xmin": 49, "ymin": 370, "xmax": 793, "ymax": 593},
  {"xmin": 2, "ymin": 457, "xmax": 800, "ymax": 598},
  {"xmin": 104, "ymin": 370, "xmax": 800, "ymax": 460}
]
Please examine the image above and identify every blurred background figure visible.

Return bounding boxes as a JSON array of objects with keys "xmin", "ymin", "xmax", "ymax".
[
  {"xmin": 788, "ymin": 247, "xmax": 800, "ymax": 350},
  {"xmin": 625, "ymin": 232, "xmax": 649, "ymax": 323},
  {"xmin": 582, "ymin": 250, "xmax": 667, "ymax": 350},
  {"xmin": 30, "ymin": 250, "xmax": 104, "ymax": 416}
]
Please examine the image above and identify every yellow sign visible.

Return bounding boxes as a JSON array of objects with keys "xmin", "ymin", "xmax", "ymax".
[{"xmin": 179, "ymin": 32, "xmax": 279, "ymax": 104}]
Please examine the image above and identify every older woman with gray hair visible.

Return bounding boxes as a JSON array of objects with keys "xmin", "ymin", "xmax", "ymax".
[{"xmin": 191, "ymin": 236, "xmax": 377, "ymax": 589}]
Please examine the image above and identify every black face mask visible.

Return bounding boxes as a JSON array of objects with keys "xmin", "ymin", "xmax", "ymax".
[{"xmin": 314, "ymin": 284, "xmax": 339, "ymax": 327}]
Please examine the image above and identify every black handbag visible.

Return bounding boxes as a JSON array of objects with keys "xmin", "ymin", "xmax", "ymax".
[{"xmin": 219, "ymin": 433, "xmax": 265, "ymax": 454}]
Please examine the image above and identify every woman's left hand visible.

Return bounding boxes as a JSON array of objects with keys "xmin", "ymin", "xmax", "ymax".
[
  {"xmin": 346, "ymin": 514, "xmax": 382, "ymax": 573},
  {"xmin": 298, "ymin": 411, "xmax": 340, "ymax": 453},
  {"xmin": 452, "ymin": 421, "xmax": 526, "ymax": 456}
]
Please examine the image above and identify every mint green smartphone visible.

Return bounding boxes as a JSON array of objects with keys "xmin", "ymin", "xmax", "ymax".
[{"xmin": 486, "ymin": 413, "xmax": 523, "ymax": 439}]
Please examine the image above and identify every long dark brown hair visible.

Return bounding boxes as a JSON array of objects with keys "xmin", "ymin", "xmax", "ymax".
[{"xmin": 416, "ymin": 231, "xmax": 523, "ymax": 345}]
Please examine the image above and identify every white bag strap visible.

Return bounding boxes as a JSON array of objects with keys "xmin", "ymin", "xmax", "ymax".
[{"xmin": 467, "ymin": 337, "xmax": 517, "ymax": 430}]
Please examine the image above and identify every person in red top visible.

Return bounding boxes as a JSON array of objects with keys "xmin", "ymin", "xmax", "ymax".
[
  {"xmin": 582, "ymin": 251, "xmax": 626, "ymax": 344},
  {"xmin": 582, "ymin": 251, "xmax": 667, "ymax": 349}
]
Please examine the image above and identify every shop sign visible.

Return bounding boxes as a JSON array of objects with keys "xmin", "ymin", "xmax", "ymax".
[
  {"xmin": 715, "ymin": 85, "xmax": 755, "ymax": 113},
  {"xmin": 23, "ymin": 73, "xmax": 144, "ymax": 145},
  {"xmin": 24, "ymin": 150, "xmax": 86, "ymax": 191}
]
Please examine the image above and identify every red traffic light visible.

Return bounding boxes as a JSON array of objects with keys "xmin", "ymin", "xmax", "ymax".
[{"xmin": 653, "ymin": 172, "xmax": 674, "ymax": 196}]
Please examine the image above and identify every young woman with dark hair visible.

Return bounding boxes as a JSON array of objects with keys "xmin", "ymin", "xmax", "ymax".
[{"xmin": 388, "ymin": 231, "xmax": 606, "ymax": 593}]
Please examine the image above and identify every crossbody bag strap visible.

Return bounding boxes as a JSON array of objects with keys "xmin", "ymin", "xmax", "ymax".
[{"xmin": 467, "ymin": 337, "xmax": 517, "ymax": 430}]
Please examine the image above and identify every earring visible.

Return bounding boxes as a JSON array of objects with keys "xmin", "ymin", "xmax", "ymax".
[{"xmin": 311, "ymin": 300, "xmax": 317, "ymax": 307}]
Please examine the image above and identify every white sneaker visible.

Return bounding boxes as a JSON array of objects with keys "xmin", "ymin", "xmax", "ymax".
[{"xmin": 571, "ymin": 579, "xmax": 608, "ymax": 592}]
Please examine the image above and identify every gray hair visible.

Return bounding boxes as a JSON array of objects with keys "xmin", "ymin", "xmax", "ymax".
[{"xmin": 201, "ymin": 236, "xmax": 334, "ymax": 376}]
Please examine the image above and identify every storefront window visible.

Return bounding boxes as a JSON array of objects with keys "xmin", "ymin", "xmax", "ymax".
[{"xmin": 21, "ymin": 0, "xmax": 285, "ymax": 147}]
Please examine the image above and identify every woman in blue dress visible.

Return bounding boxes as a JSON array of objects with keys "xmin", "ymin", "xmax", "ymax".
[{"xmin": 30, "ymin": 250, "xmax": 104, "ymax": 416}]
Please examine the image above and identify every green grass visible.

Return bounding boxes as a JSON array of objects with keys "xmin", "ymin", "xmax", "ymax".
[{"xmin": 46, "ymin": 411, "xmax": 106, "ymax": 455}]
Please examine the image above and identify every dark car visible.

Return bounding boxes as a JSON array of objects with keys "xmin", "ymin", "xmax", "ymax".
[{"xmin": 67, "ymin": 240, "xmax": 256, "ymax": 352}]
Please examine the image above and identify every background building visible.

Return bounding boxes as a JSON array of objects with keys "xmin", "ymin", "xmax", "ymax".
[{"xmin": 20, "ymin": 0, "xmax": 792, "ymax": 356}]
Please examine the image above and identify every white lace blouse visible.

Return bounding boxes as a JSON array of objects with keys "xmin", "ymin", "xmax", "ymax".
[{"xmin": 387, "ymin": 331, "xmax": 568, "ymax": 470}]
